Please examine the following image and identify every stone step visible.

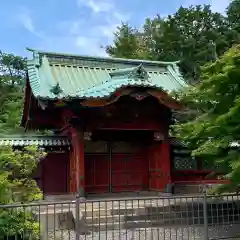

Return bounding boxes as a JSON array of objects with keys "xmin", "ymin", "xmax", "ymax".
[
  {"xmin": 87, "ymin": 220, "xmax": 166, "ymax": 232},
  {"xmin": 37, "ymin": 202, "xmax": 227, "ymax": 221},
  {"xmin": 84, "ymin": 213, "xmax": 240, "ymax": 232},
  {"xmin": 85, "ymin": 212, "xmax": 177, "ymax": 225},
  {"xmin": 37, "ymin": 207, "xmax": 240, "ymax": 235},
  {"xmin": 85, "ymin": 216, "xmax": 240, "ymax": 233},
  {"xmin": 44, "ymin": 194, "xmax": 76, "ymax": 202},
  {"xmin": 84, "ymin": 210, "xmax": 206, "ymax": 224},
  {"xmin": 86, "ymin": 218, "xmax": 201, "ymax": 232},
  {"xmin": 37, "ymin": 205, "xmax": 207, "ymax": 220}
]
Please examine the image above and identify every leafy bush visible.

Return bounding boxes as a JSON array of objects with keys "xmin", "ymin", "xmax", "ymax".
[
  {"xmin": 0, "ymin": 208, "xmax": 39, "ymax": 240},
  {"xmin": 0, "ymin": 146, "xmax": 45, "ymax": 239}
]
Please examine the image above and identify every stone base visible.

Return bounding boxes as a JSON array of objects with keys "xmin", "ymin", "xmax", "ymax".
[
  {"xmin": 44, "ymin": 194, "xmax": 76, "ymax": 202},
  {"xmin": 85, "ymin": 191, "xmax": 172, "ymax": 200},
  {"xmin": 173, "ymin": 184, "xmax": 221, "ymax": 195}
]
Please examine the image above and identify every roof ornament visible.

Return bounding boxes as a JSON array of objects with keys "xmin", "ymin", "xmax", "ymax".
[
  {"xmin": 109, "ymin": 63, "xmax": 149, "ymax": 81},
  {"xmin": 130, "ymin": 63, "xmax": 149, "ymax": 80},
  {"xmin": 50, "ymin": 83, "xmax": 63, "ymax": 95},
  {"xmin": 33, "ymin": 50, "xmax": 41, "ymax": 67}
]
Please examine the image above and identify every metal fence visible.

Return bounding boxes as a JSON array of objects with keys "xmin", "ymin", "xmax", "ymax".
[{"xmin": 1, "ymin": 193, "xmax": 240, "ymax": 240}]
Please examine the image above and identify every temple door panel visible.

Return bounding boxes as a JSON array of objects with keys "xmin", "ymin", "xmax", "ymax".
[
  {"xmin": 85, "ymin": 141, "xmax": 109, "ymax": 194},
  {"xmin": 85, "ymin": 154, "xmax": 109, "ymax": 194},
  {"xmin": 43, "ymin": 153, "xmax": 68, "ymax": 195},
  {"xmin": 111, "ymin": 142, "xmax": 148, "ymax": 192},
  {"xmin": 149, "ymin": 142, "xmax": 171, "ymax": 192},
  {"xmin": 84, "ymin": 141, "xmax": 149, "ymax": 194}
]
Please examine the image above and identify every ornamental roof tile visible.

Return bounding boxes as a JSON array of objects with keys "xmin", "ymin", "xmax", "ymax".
[
  {"xmin": 26, "ymin": 48, "xmax": 187, "ymax": 100},
  {"xmin": 0, "ymin": 135, "xmax": 70, "ymax": 147}
]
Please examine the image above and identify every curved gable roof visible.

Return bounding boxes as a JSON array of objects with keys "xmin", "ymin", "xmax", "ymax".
[{"xmin": 26, "ymin": 48, "xmax": 187, "ymax": 100}]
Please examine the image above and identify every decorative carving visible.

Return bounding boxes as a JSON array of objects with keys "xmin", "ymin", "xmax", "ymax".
[
  {"xmin": 109, "ymin": 64, "xmax": 149, "ymax": 81},
  {"xmin": 174, "ymin": 157, "xmax": 196, "ymax": 169},
  {"xmin": 50, "ymin": 83, "xmax": 63, "ymax": 95},
  {"xmin": 129, "ymin": 64, "xmax": 149, "ymax": 80},
  {"xmin": 130, "ymin": 92, "xmax": 149, "ymax": 101}
]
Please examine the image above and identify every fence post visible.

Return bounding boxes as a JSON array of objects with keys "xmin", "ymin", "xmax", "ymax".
[
  {"xmin": 203, "ymin": 191, "xmax": 209, "ymax": 240},
  {"xmin": 75, "ymin": 196, "xmax": 80, "ymax": 240}
]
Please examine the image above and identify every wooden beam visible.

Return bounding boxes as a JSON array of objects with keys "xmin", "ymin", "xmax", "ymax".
[{"xmin": 87, "ymin": 119, "xmax": 167, "ymax": 131}]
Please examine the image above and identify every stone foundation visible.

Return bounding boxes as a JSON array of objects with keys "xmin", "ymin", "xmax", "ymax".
[{"xmin": 173, "ymin": 184, "xmax": 222, "ymax": 194}]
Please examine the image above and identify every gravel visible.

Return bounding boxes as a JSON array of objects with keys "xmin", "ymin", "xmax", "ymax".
[{"xmin": 47, "ymin": 224, "xmax": 240, "ymax": 240}]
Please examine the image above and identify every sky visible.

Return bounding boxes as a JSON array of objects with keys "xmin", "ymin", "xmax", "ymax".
[{"xmin": 0, "ymin": 0, "xmax": 231, "ymax": 58}]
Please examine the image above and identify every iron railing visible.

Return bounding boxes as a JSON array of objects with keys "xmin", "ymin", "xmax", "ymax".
[{"xmin": 0, "ymin": 193, "xmax": 240, "ymax": 239}]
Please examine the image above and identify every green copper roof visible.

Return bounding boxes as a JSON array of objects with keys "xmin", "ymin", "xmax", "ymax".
[
  {"xmin": 26, "ymin": 48, "xmax": 187, "ymax": 100},
  {"xmin": 0, "ymin": 135, "xmax": 70, "ymax": 147}
]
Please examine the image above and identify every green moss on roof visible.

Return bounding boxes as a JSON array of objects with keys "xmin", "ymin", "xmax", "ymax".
[{"xmin": 26, "ymin": 48, "xmax": 187, "ymax": 100}]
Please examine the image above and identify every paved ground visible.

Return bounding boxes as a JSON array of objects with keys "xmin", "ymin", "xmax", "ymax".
[
  {"xmin": 36, "ymin": 194, "xmax": 240, "ymax": 239},
  {"xmin": 47, "ymin": 224, "xmax": 240, "ymax": 240}
]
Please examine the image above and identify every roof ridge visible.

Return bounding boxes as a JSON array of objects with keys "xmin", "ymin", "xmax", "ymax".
[{"xmin": 26, "ymin": 48, "xmax": 180, "ymax": 66}]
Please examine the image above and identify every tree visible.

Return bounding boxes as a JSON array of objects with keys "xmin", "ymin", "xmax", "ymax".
[
  {"xmin": 227, "ymin": 0, "xmax": 240, "ymax": 33},
  {"xmin": 0, "ymin": 51, "xmax": 44, "ymax": 239},
  {"xmin": 0, "ymin": 146, "xmax": 45, "ymax": 239},
  {"xmin": 106, "ymin": 23, "xmax": 142, "ymax": 59},
  {"xmin": 0, "ymin": 51, "xmax": 26, "ymax": 134},
  {"xmin": 107, "ymin": 4, "xmax": 238, "ymax": 84},
  {"xmin": 173, "ymin": 45, "xmax": 240, "ymax": 192},
  {"xmin": 0, "ymin": 51, "xmax": 26, "ymax": 87},
  {"xmin": 0, "ymin": 146, "xmax": 44, "ymax": 203}
]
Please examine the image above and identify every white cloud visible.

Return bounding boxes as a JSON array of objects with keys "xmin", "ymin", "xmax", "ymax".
[
  {"xmin": 17, "ymin": 8, "xmax": 45, "ymax": 39},
  {"xmin": 16, "ymin": 7, "xmax": 108, "ymax": 56},
  {"xmin": 76, "ymin": 36, "xmax": 88, "ymax": 47},
  {"xmin": 75, "ymin": 36, "xmax": 108, "ymax": 56},
  {"xmin": 37, "ymin": 35, "xmax": 107, "ymax": 57},
  {"xmin": 76, "ymin": 0, "xmax": 130, "ymax": 51},
  {"xmin": 99, "ymin": 24, "xmax": 118, "ymax": 39},
  {"xmin": 57, "ymin": 20, "xmax": 86, "ymax": 36},
  {"xmin": 54, "ymin": 20, "xmax": 109, "ymax": 56},
  {"xmin": 77, "ymin": 0, "xmax": 114, "ymax": 13},
  {"xmin": 16, "ymin": 1, "xmax": 130, "ymax": 57}
]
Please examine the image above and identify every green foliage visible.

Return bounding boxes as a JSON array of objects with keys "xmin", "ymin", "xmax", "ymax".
[
  {"xmin": 0, "ymin": 86, "xmax": 23, "ymax": 134},
  {"xmin": 106, "ymin": 23, "xmax": 144, "ymax": 59},
  {"xmin": 106, "ymin": 3, "xmax": 240, "ymax": 84},
  {"xmin": 227, "ymin": 0, "xmax": 240, "ymax": 32},
  {"xmin": 0, "ymin": 146, "xmax": 45, "ymax": 239},
  {"xmin": 0, "ymin": 51, "xmax": 26, "ymax": 86},
  {"xmin": 173, "ymin": 45, "xmax": 240, "ymax": 192},
  {"xmin": 0, "ymin": 50, "xmax": 45, "ymax": 238},
  {"xmin": 0, "ymin": 146, "xmax": 45, "ymax": 203},
  {"xmin": 0, "ymin": 51, "xmax": 26, "ymax": 134},
  {"xmin": 0, "ymin": 209, "xmax": 40, "ymax": 240}
]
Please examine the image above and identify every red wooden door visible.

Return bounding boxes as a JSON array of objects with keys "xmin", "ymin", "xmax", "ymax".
[
  {"xmin": 111, "ymin": 142, "xmax": 148, "ymax": 192},
  {"xmin": 85, "ymin": 154, "xmax": 109, "ymax": 194},
  {"xmin": 84, "ymin": 141, "xmax": 149, "ymax": 194},
  {"xmin": 149, "ymin": 143, "xmax": 171, "ymax": 192},
  {"xmin": 111, "ymin": 153, "xmax": 148, "ymax": 192},
  {"xmin": 42, "ymin": 153, "xmax": 68, "ymax": 195}
]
